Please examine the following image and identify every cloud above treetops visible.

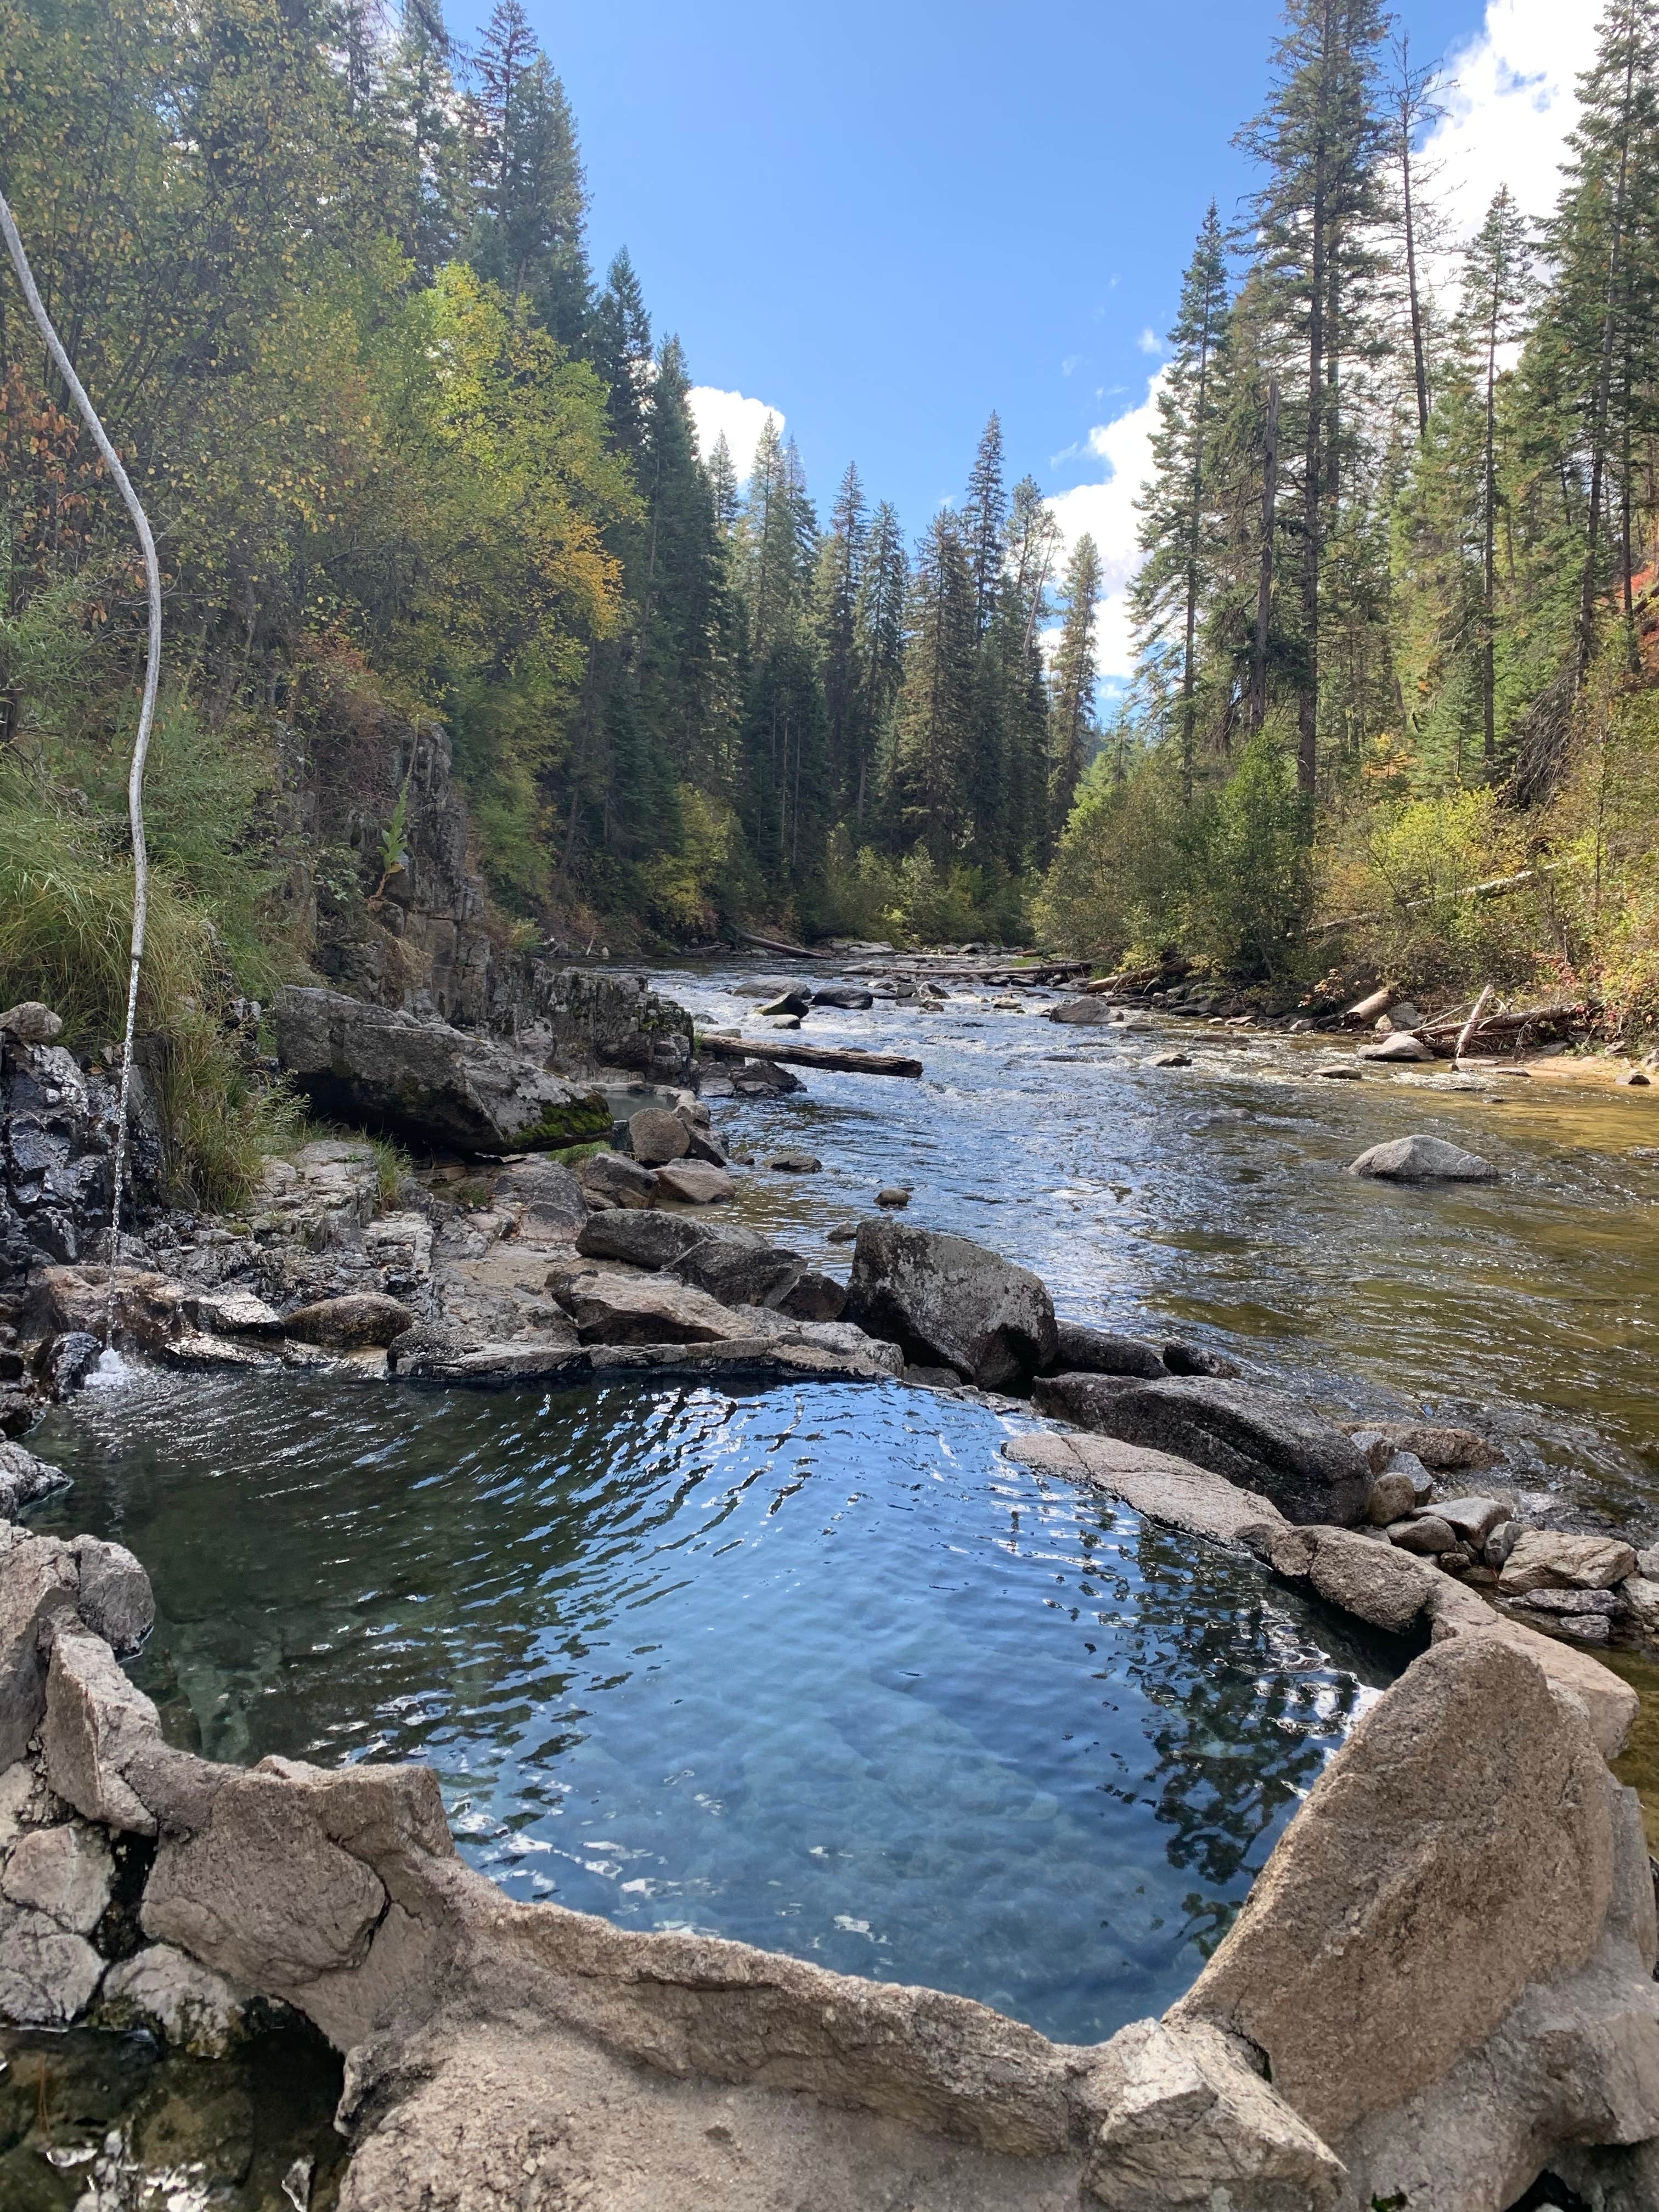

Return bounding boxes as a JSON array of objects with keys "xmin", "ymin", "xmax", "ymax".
[{"xmin": 687, "ymin": 386, "xmax": 784, "ymax": 479}]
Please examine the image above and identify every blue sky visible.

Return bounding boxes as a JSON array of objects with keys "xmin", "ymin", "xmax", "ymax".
[{"xmin": 459, "ymin": 0, "xmax": 1595, "ymax": 675}]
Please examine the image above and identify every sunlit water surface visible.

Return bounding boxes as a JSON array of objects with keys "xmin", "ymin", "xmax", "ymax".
[
  {"xmin": 663, "ymin": 964, "xmax": 1659, "ymax": 1528},
  {"xmin": 32, "ymin": 1370, "xmax": 1395, "ymax": 2045}
]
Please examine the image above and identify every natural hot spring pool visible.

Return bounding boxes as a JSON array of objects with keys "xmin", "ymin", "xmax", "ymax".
[{"xmin": 30, "ymin": 1367, "xmax": 1400, "ymax": 2045}]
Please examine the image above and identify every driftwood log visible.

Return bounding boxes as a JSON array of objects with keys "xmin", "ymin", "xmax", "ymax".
[
  {"xmin": 698, "ymin": 1035, "xmax": 923, "ymax": 1079},
  {"xmin": 734, "ymin": 929, "xmax": 828, "ymax": 961}
]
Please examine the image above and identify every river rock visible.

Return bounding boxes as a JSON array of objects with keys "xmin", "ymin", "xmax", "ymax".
[
  {"xmin": 1269, "ymin": 1524, "xmax": 1440, "ymax": 1634},
  {"xmin": 577, "ymin": 1151, "xmax": 658, "ymax": 1210},
  {"xmin": 765, "ymin": 1150, "xmax": 822, "ymax": 1172},
  {"xmin": 874, "ymin": 1186, "xmax": 910, "ymax": 1207},
  {"xmin": 1044, "ymin": 996, "xmax": 1116, "ymax": 1024},
  {"xmin": 730, "ymin": 1058, "xmax": 804, "ymax": 1096},
  {"xmin": 1339, "ymin": 1417, "xmax": 1504, "ymax": 1471},
  {"xmin": 1348, "ymin": 1132, "xmax": 1497, "ymax": 1180},
  {"xmin": 0, "ymin": 1000, "xmax": 64, "ymax": 1045},
  {"xmin": 1007, "ymin": 1433, "xmax": 1287, "ymax": 1548},
  {"xmin": 100, "ymin": 1942, "xmax": 256, "ymax": 2057},
  {"xmin": 1161, "ymin": 1341, "xmax": 1243, "ymax": 1379},
  {"xmin": 1431, "ymin": 1494, "xmax": 1511, "ymax": 1547},
  {"xmin": 0, "ymin": 1528, "xmax": 80, "ymax": 1768},
  {"xmin": 758, "ymin": 988, "xmax": 811, "ymax": 1018},
  {"xmin": 491, "ymin": 1155, "xmax": 588, "ymax": 1238},
  {"xmin": 1172, "ymin": 1633, "xmax": 1617, "ymax": 2153},
  {"xmin": 669, "ymin": 1239, "xmax": 808, "ymax": 1311},
  {"xmin": 43, "ymin": 1626, "xmax": 161, "ymax": 1834},
  {"xmin": 552, "ymin": 1272, "xmax": 738, "ymax": 1346},
  {"xmin": 185, "ymin": 1288, "xmax": 285, "ymax": 1336},
  {"xmin": 46, "ymin": 1328, "xmax": 104, "ymax": 1397},
  {"xmin": 1080, "ymin": 2016, "xmax": 1342, "ymax": 2211},
  {"xmin": 1312, "ymin": 1060, "xmax": 1362, "ymax": 1079},
  {"xmin": 283, "ymin": 1292, "xmax": 416, "ymax": 1350},
  {"xmin": 653, "ymin": 1160, "xmax": 735, "ymax": 1204},
  {"xmin": 1483, "ymin": 1518, "xmax": 1521, "ymax": 1568},
  {"xmin": 0, "ymin": 1896, "xmax": 104, "ymax": 2024},
  {"xmin": 71, "ymin": 1536, "xmax": 154, "ymax": 1656},
  {"xmin": 1365, "ymin": 1470, "xmax": 1418, "ymax": 1526},
  {"xmin": 846, "ymin": 1220, "xmax": 1057, "ymax": 1391},
  {"xmin": 1151, "ymin": 1051, "xmax": 1191, "ymax": 1068},
  {"xmin": 577, "ymin": 1212, "xmax": 753, "ymax": 1269},
  {"xmin": 1388, "ymin": 1514, "xmax": 1455, "ymax": 1554},
  {"xmin": 626, "ymin": 1108, "xmax": 690, "ymax": 1166},
  {"xmin": 1047, "ymin": 1323, "xmax": 1167, "ymax": 1379},
  {"xmin": 1357, "ymin": 1032, "xmax": 1435, "ymax": 1063},
  {"xmin": 1030, "ymin": 1374, "xmax": 1370, "ymax": 1527},
  {"xmin": 0, "ymin": 1437, "xmax": 71, "ymax": 1520},
  {"xmin": 275, "ymin": 986, "xmax": 611, "ymax": 1155},
  {"xmin": 811, "ymin": 987, "xmax": 874, "ymax": 1009},
  {"xmin": 1620, "ymin": 1576, "xmax": 1659, "ymax": 1641},
  {"xmin": 1499, "ymin": 1529, "xmax": 1638, "ymax": 1595},
  {"xmin": 2, "ymin": 1819, "xmax": 113, "ymax": 1933},
  {"xmin": 1503, "ymin": 1586, "xmax": 1622, "ymax": 1617}
]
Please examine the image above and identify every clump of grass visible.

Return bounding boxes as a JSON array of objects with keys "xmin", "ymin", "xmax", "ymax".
[
  {"xmin": 368, "ymin": 1133, "xmax": 413, "ymax": 1209},
  {"xmin": 0, "ymin": 768, "xmax": 296, "ymax": 1211}
]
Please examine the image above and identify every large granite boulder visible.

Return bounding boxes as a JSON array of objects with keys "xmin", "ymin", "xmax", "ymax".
[
  {"xmin": 1031, "ymin": 1373, "xmax": 1370, "ymax": 1526},
  {"xmin": 1347, "ymin": 1133, "xmax": 1496, "ymax": 1181},
  {"xmin": 0, "ymin": 1438, "xmax": 71, "ymax": 1521},
  {"xmin": 1172, "ymin": 1635, "xmax": 1627, "ymax": 2155},
  {"xmin": 845, "ymin": 1221, "xmax": 1057, "ymax": 1390},
  {"xmin": 276, "ymin": 986, "xmax": 610, "ymax": 1155},
  {"xmin": 551, "ymin": 1272, "xmax": 741, "ymax": 1347},
  {"xmin": 1046, "ymin": 1322, "xmax": 1166, "ymax": 1379},
  {"xmin": 577, "ymin": 1211, "xmax": 754, "ymax": 1270}
]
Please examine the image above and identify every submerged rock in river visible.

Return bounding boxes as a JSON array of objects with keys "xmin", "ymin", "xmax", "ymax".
[
  {"xmin": 276, "ymin": 986, "xmax": 611, "ymax": 1155},
  {"xmin": 1031, "ymin": 1373, "xmax": 1371, "ymax": 1527}
]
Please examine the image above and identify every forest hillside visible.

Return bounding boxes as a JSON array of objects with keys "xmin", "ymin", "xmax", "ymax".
[{"xmin": 3, "ymin": 0, "xmax": 1659, "ymax": 1165}]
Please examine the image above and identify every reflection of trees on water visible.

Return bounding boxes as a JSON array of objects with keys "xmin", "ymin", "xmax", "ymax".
[{"xmin": 1109, "ymin": 1518, "xmax": 1373, "ymax": 1956}]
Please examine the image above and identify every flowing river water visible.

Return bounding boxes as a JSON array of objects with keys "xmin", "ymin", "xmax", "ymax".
[{"xmin": 12, "ymin": 963, "xmax": 1659, "ymax": 2202}]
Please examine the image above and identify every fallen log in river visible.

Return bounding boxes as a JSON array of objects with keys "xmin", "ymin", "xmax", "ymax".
[{"xmin": 697, "ymin": 1033, "xmax": 923, "ymax": 1079}]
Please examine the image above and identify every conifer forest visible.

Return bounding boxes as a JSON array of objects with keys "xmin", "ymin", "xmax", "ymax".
[{"xmin": 4, "ymin": 0, "xmax": 1659, "ymax": 1046}]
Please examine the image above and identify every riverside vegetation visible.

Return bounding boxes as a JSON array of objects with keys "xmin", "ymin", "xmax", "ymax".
[{"xmin": 8, "ymin": 0, "xmax": 1659, "ymax": 1219}]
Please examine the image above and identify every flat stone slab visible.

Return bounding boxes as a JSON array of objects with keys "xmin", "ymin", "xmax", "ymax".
[{"xmin": 1003, "ymin": 1434, "xmax": 1285, "ymax": 1546}]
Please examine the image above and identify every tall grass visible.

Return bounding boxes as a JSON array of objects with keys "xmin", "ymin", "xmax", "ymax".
[{"xmin": 0, "ymin": 744, "xmax": 298, "ymax": 1210}]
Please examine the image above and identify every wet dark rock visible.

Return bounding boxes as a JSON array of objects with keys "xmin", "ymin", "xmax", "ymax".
[
  {"xmin": 729, "ymin": 1058, "xmax": 805, "ymax": 1096},
  {"xmin": 774, "ymin": 1271, "xmax": 847, "ymax": 1323},
  {"xmin": 847, "ymin": 1220, "xmax": 1057, "ymax": 1391},
  {"xmin": 577, "ymin": 1211, "xmax": 743, "ymax": 1269},
  {"xmin": 874, "ymin": 1187, "xmax": 911, "ymax": 1209},
  {"xmin": 1388, "ymin": 1515, "xmax": 1456, "ymax": 1555},
  {"xmin": 282, "ymin": 1294, "xmax": 416, "ymax": 1350},
  {"xmin": 0, "ymin": 1001, "xmax": 63, "ymax": 1045},
  {"xmin": 1046, "ymin": 1323, "xmax": 1167, "ymax": 1379},
  {"xmin": 759, "ymin": 989, "xmax": 812, "ymax": 1018},
  {"xmin": 46, "ymin": 1329, "xmax": 104, "ymax": 1398},
  {"xmin": 1031, "ymin": 1374, "xmax": 1370, "ymax": 1526},
  {"xmin": 1161, "ymin": 1341, "xmax": 1243, "ymax": 1379},
  {"xmin": 765, "ymin": 1150, "xmax": 821, "ymax": 1172},
  {"xmin": 276, "ymin": 986, "xmax": 610, "ymax": 1156},
  {"xmin": 0, "ymin": 1440, "xmax": 67, "ymax": 1521},
  {"xmin": 71, "ymin": 1537, "xmax": 154, "ymax": 1657},
  {"xmin": 811, "ymin": 988, "xmax": 874, "ymax": 1009}
]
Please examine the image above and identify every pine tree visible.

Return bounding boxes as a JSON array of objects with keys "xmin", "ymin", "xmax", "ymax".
[
  {"xmin": 589, "ymin": 250, "xmax": 653, "ymax": 463},
  {"xmin": 467, "ymin": 1, "xmax": 591, "ymax": 344},
  {"xmin": 1238, "ymin": 0, "xmax": 1391, "ymax": 795},
  {"xmin": 854, "ymin": 501, "xmax": 908, "ymax": 829},
  {"xmin": 707, "ymin": 433, "xmax": 741, "ymax": 533},
  {"xmin": 816, "ymin": 463, "xmax": 867, "ymax": 817},
  {"xmin": 1130, "ymin": 204, "xmax": 1231, "ymax": 800},
  {"xmin": 962, "ymin": 413, "xmax": 1007, "ymax": 639},
  {"xmin": 890, "ymin": 512, "xmax": 975, "ymax": 859},
  {"xmin": 1048, "ymin": 533, "xmax": 1103, "ymax": 830},
  {"xmin": 1000, "ymin": 477, "xmax": 1059, "ymax": 863},
  {"xmin": 387, "ymin": 0, "xmax": 469, "ymax": 281},
  {"xmin": 1456, "ymin": 189, "xmax": 1535, "ymax": 766}
]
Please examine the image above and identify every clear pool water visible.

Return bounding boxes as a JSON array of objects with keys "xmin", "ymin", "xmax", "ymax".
[{"xmin": 32, "ymin": 1368, "xmax": 1396, "ymax": 2045}]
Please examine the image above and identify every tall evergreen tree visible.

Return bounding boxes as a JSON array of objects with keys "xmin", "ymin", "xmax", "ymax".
[
  {"xmin": 1238, "ymin": 0, "xmax": 1391, "ymax": 796},
  {"xmin": 467, "ymin": 0, "xmax": 590, "ymax": 343},
  {"xmin": 854, "ymin": 501, "xmax": 909, "ymax": 828},
  {"xmin": 1131, "ymin": 203, "xmax": 1231, "ymax": 800},
  {"xmin": 890, "ymin": 512, "xmax": 975, "ymax": 859},
  {"xmin": 707, "ymin": 433, "xmax": 741, "ymax": 532},
  {"xmin": 1048, "ymin": 534, "xmax": 1103, "ymax": 829},
  {"xmin": 816, "ymin": 462, "xmax": 867, "ymax": 816},
  {"xmin": 963, "ymin": 413, "xmax": 1007, "ymax": 639}
]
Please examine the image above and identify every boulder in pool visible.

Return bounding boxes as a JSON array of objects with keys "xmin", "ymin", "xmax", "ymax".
[
  {"xmin": 653, "ymin": 1160, "xmax": 735, "ymax": 1204},
  {"xmin": 275, "ymin": 986, "xmax": 610, "ymax": 1156},
  {"xmin": 625, "ymin": 1108, "xmax": 690, "ymax": 1166},
  {"xmin": 1031, "ymin": 1373, "xmax": 1370, "ymax": 1526},
  {"xmin": 846, "ymin": 1220, "xmax": 1057, "ymax": 1391},
  {"xmin": 811, "ymin": 986, "xmax": 874, "ymax": 1009},
  {"xmin": 1356, "ymin": 1032, "xmax": 1435, "ymax": 1063},
  {"xmin": 71, "ymin": 1535, "xmax": 154, "ymax": 1657},
  {"xmin": 1043, "ymin": 996, "xmax": 1116, "ymax": 1025},
  {"xmin": 1347, "ymin": 1133, "xmax": 1496, "ymax": 1181},
  {"xmin": 1497, "ymin": 1528, "xmax": 1638, "ymax": 1596},
  {"xmin": 284, "ymin": 1293, "xmax": 416, "ymax": 1350},
  {"xmin": 551, "ymin": 1271, "xmax": 738, "ymax": 1346},
  {"xmin": 0, "ymin": 1438, "xmax": 70, "ymax": 1523},
  {"xmin": 669, "ymin": 1238, "xmax": 811, "ymax": 1312}
]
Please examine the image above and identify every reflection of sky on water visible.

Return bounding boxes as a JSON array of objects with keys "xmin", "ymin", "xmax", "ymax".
[
  {"xmin": 33, "ymin": 1370, "xmax": 1392, "ymax": 2045},
  {"xmin": 661, "ymin": 964, "xmax": 1659, "ymax": 1524}
]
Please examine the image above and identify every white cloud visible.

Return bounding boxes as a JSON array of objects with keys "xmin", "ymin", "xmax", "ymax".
[
  {"xmin": 1421, "ymin": 0, "xmax": 1596, "ymax": 241},
  {"xmin": 1045, "ymin": 371, "xmax": 1165, "ymax": 681},
  {"xmin": 1137, "ymin": 326, "xmax": 1163, "ymax": 356},
  {"xmin": 686, "ymin": 387, "xmax": 783, "ymax": 479}
]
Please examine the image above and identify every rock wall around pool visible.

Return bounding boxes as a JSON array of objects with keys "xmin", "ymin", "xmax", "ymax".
[{"xmin": 4, "ymin": 1471, "xmax": 1659, "ymax": 2209}]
